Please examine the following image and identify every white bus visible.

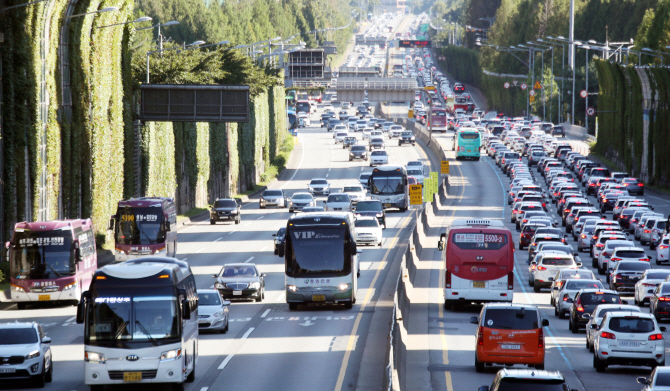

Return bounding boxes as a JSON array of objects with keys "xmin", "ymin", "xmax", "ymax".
[
  {"xmin": 282, "ymin": 212, "xmax": 360, "ymax": 310},
  {"xmin": 77, "ymin": 257, "xmax": 198, "ymax": 391},
  {"xmin": 367, "ymin": 165, "xmax": 409, "ymax": 212}
]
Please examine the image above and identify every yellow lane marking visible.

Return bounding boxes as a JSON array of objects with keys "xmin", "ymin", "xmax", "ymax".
[{"xmin": 334, "ymin": 214, "xmax": 413, "ymax": 391}]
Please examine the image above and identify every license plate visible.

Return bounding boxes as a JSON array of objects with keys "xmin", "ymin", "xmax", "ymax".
[
  {"xmin": 198, "ymin": 319, "xmax": 208, "ymax": 324},
  {"xmin": 233, "ymin": 291, "xmax": 242, "ymax": 296},
  {"xmin": 619, "ymin": 341, "xmax": 640, "ymax": 347},
  {"xmin": 473, "ymin": 281, "xmax": 485, "ymax": 288},
  {"xmin": 501, "ymin": 344, "xmax": 521, "ymax": 350},
  {"xmin": 123, "ymin": 372, "xmax": 142, "ymax": 382},
  {"xmin": 312, "ymin": 295, "xmax": 326, "ymax": 302},
  {"xmin": 467, "ymin": 150, "xmax": 471, "ymax": 152},
  {"xmin": 38, "ymin": 295, "xmax": 50, "ymax": 301},
  {"xmin": 0, "ymin": 368, "xmax": 16, "ymax": 373},
  {"xmin": 384, "ymin": 203, "xmax": 392, "ymax": 207}
]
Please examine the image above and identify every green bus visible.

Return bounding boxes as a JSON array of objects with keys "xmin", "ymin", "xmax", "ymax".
[{"xmin": 456, "ymin": 129, "xmax": 482, "ymax": 160}]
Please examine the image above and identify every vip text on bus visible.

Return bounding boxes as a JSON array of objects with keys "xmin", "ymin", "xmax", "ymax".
[{"xmin": 438, "ymin": 220, "xmax": 515, "ymax": 309}]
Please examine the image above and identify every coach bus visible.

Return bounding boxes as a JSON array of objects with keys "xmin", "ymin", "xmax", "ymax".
[
  {"xmin": 283, "ymin": 212, "xmax": 360, "ymax": 310},
  {"xmin": 437, "ymin": 219, "xmax": 514, "ymax": 310},
  {"xmin": 77, "ymin": 257, "xmax": 198, "ymax": 390},
  {"xmin": 431, "ymin": 107, "xmax": 447, "ymax": 132},
  {"xmin": 110, "ymin": 197, "xmax": 177, "ymax": 262},
  {"xmin": 9, "ymin": 219, "xmax": 97, "ymax": 309},
  {"xmin": 367, "ymin": 165, "xmax": 409, "ymax": 212},
  {"xmin": 456, "ymin": 128, "xmax": 482, "ymax": 160}
]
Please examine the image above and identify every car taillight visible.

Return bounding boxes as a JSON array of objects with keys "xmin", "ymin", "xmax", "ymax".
[
  {"xmin": 660, "ymin": 245, "xmax": 669, "ymax": 249},
  {"xmin": 508, "ymin": 272, "xmax": 514, "ymax": 290},
  {"xmin": 538, "ymin": 327, "xmax": 544, "ymax": 348},
  {"xmin": 576, "ymin": 298, "xmax": 584, "ymax": 312},
  {"xmin": 614, "ymin": 273, "xmax": 623, "ymax": 281},
  {"xmin": 556, "ymin": 281, "xmax": 563, "ymax": 288},
  {"xmin": 659, "ymin": 297, "xmax": 670, "ymax": 302},
  {"xmin": 601, "ymin": 331, "xmax": 616, "ymax": 339},
  {"xmin": 643, "ymin": 283, "xmax": 657, "ymax": 287},
  {"xmin": 602, "ymin": 252, "xmax": 610, "ymax": 257},
  {"xmin": 649, "ymin": 334, "xmax": 663, "ymax": 340},
  {"xmin": 638, "ymin": 183, "xmax": 644, "ymax": 187},
  {"xmin": 603, "ymin": 199, "xmax": 608, "ymax": 203},
  {"xmin": 477, "ymin": 326, "xmax": 484, "ymax": 346},
  {"xmin": 542, "ymin": 203, "xmax": 546, "ymax": 208},
  {"xmin": 589, "ymin": 183, "xmax": 596, "ymax": 186},
  {"xmin": 531, "ymin": 264, "xmax": 537, "ymax": 270},
  {"xmin": 596, "ymin": 243, "xmax": 605, "ymax": 248},
  {"xmin": 537, "ymin": 266, "xmax": 547, "ymax": 271},
  {"xmin": 645, "ymin": 229, "xmax": 651, "ymax": 233},
  {"xmin": 523, "ymin": 219, "xmax": 528, "ymax": 223},
  {"xmin": 562, "ymin": 294, "xmax": 569, "ymax": 301},
  {"xmin": 610, "ymin": 257, "xmax": 621, "ymax": 261},
  {"xmin": 445, "ymin": 269, "xmax": 451, "ymax": 288},
  {"xmin": 565, "ymin": 209, "xmax": 570, "ymax": 213},
  {"xmin": 581, "ymin": 234, "xmax": 586, "ymax": 239},
  {"xmin": 641, "ymin": 258, "xmax": 650, "ymax": 262}
]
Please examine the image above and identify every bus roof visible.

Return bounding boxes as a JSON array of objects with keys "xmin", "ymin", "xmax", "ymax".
[
  {"xmin": 14, "ymin": 219, "xmax": 93, "ymax": 233},
  {"xmin": 371, "ymin": 165, "xmax": 407, "ymax": 175},
  {"xmin": 288, "ymin": 212, "xmax": 352, "ymax": 227},
  {"xmin": 450, "ymin": 219, "xmax": 506, "ymax": 228},
  {"xmin": 117, "ymin": 197, "xmax": 174, "ymax": 208},
  {"xmin": 95, "ymin": 257, "xmax": 191, "ymax": 283}
]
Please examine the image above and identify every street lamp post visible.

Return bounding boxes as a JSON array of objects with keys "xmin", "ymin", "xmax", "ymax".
[
  {"xmin": 577, "ymin": 44, "xmax": 591, "ymax": 131},
  {"xmin": 97, "ymin": 16, "xmax": 152, "ymax": 29},
  {"xmin": 136, "ymin": 21, "xmax": 180, "ymax": 52},
  {"xmin": 530, "ymin": 42, "xmax": 554, "ymax": 122},
  {"xmin": 541, "ymin": 37, "xmax": 564, "ymax": 123},
  {"xmin": 550, "ymin": 37, "xmax": 582, "ymax": 124},
  {"xmin": 641, "ymin": 48, "xmax": 667, "ymax": 66}
]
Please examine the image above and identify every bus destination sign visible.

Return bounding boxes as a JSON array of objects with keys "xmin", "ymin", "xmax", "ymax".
[{"xmin": 398, "ymin": 40, "xmax": 431, "ymax": 48}]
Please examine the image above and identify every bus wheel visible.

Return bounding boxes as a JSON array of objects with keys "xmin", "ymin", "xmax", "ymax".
[
  {"xmin": 17, "ymin": 303, "xmax": 26, "ymax": 310},
  {"xmin": 186, "ymin": 359, "xmax": 195, "ymax": 383},
  {"xmin": 400, "ymin": 207, "xmax": 407, "ymax": 212},
  {"xmin": 288, "ymin": 303, "xmax": 298, "ymax": 310}
]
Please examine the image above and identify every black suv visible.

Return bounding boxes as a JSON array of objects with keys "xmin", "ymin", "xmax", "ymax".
[
  {"xmin": 349, "ymin": 145, "xmax": 368, "ymax": 161},
  {"xmin": 398, "ymin": 131, "xmax": 416, "ymax": 146},
  {"xmin": 567, "ymin": 288, "xmax": 623, "ymax": 333},
  {"xmin": 273, "ymin": 227, "xmax": 286, "ymax": 255},
  {"xmin": 551, "ymin": 125, "xmax": 565, "ymax": 137},
  {"xmin": 354, "ymin": 200, "xmax": 386, "ymax": 228},
  {"xmin": 210, "ymin": 198, "xmax": 242, "ymax": 225}
]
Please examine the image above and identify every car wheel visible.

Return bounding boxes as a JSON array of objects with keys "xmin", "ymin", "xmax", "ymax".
[
  {"xmin": 594, "ymin": 353, "xmax": 607, "ymax": 372},
  {"xmin": 17, "ymin": 302, "xmax": 27, "ymax": 310},
  {"xmin": 554, "ymin": 305, "xmax": 560, "ymax": 317},
  {"xmin": 571, "ymin": 320, "xmax": 579, "ymax": 334},
  {"xmin": 474, "ymin": 354, "xmax": 484, "ymax": 373},
  {"xmin": 533, "ymin": 284, "xmax": 541, "ymax": 293},
  {"xmin": 33, "ymin": 364, "xmax": 46, "ymax": 388},
  {"xmin": 210, "ymin": 220, "xmax": 215, "ymax": 225},
  {"xmin": 90, "ymin": 386, "xmax": 104, "ymax": 391},
  {"xmin": 260, "ymin": 205, "xmax": 265, "ymax": 209},
  {"xmin": 235, "ymin": 217, "xmax": 240, "ymax": 225},
  {"xmin": 186, "ymin": 353, "xmax": 196, "ymax": 382},
  {"xmin": 45, "ymin": 360, "xmax": 52, "ymax": 382},
  {"xmin": 535, "ymin": 363, "xmax": 545, "ymax": 370},
  {"xmin": 255, "ymin": 290, "xmax": 263, "ymax": 302},
  {"xmin": 519, "ymin": 243, "xmax": 523, "ymax": 250},
  {"xmin": 288, "ymin": 303, "xmax": 298, "ymax": 310},
  {"xmin": 378, "ymin": 241, "xmax": 382, "ymax": 247}
]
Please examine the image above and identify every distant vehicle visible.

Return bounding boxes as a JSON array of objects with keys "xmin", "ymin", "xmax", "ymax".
[
  {"xmin": 197, "ymin": 289, "xmax": 230, "ymax": 333},
  {"xmin": 209, "ymin": 198, "xmax": 242, "ymax": 225},
  {"xmin": 9, "ymin": 219, "xmax": 97, "ymax": 308},
  {"xmin": 273, "ymin": 227, "xmax": 286, "ymax": 255},
  {"xmin": 430, "ymin": 107, "xmax": 447, "ymax": 132},
  {"xmin": 367, "ymin": 165, "xmax": 409, "ymax": 211},
  {"xmin": 456, "ymin": 129, "xmax": 481, "ymax": 160},
  {"xmin": 110, "ymin": 197, "xmax": 177, "ymax": 262},
  {"xmin": 354, "ymin": 216, "xmax": 382, "ymax": 246},
  {"xmin": 214, "ymin": 263, "xmax": 266, "ymax": 301}
]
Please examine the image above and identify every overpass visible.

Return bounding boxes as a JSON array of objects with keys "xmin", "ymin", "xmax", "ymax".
[{"xmin": 333, "ymin": 77, "xmax": 417, "ymax": 102}]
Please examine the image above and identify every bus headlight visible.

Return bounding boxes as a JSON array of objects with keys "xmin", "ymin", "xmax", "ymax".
[
  {"xmin": 249, "ymin": 282, "xmax": 261, "ymax": 290},
  {"xmin": 85, "ymin": 351, "xmax": 106, "ymax": 364},
  {"xmin": 287, "ymin": 285, "xmax": 298, "ymax": 292},
  {"xmin": 338, "ymin": 283, "xmax": 350, "ymax": 291},
  {"xmin": 63, "ymin": 282, "xmax": 78, "ymax": 291},
  {"xmin": 11, "ymin": 284, "xmax": 25, "ymax": 293},
  {"xmin": 160, "ymin": 349, "xmax": 182, "ymax": 362}
]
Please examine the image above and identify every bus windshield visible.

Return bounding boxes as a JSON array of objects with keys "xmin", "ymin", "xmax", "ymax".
[
  {"xmin": 287, "ymin": 227, "xmax": 349, "ymax": 277},
  {"xmin": 370, "ymin": 176, "xmax": 404, "ymax": 195},
  {"xmin": 459, "ymin": 132, "xmax": 480, "ymax": 140},
  {"xmin": 86, "ymin": 286, "xmax": 179, "ymax": 346},
  {"xmin": 11, "ymin": 231, "xmax": 74, "ymax": 280},
  {"xmin": 115, "ymin": 207, "xmax": 165, "ymax": 246}
]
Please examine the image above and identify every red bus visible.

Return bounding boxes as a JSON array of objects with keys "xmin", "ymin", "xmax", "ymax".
[
  {"xmin": 437, "ymin": 219, "xmax": 515, "ymax": 309},
  {"xmin": 110, "ymin": 197, "xmax": 178, "ymax": 262},
  {"xmin": 9, "ymin": 219, "xmax": 97, "ymax": 308},
  {"xmin": 431, "ymin": 107, "xmax": 447, "ymax": 132}
]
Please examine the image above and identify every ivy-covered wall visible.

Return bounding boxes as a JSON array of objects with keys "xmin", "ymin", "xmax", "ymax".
[{"xmin": 142, "ymin": 121, "xmax": 177, "ymax": 198}]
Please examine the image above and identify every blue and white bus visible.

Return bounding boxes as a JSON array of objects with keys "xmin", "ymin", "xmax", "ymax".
[
  {"xmin": 368, "ymin": 165, "xmax": 409, "ymax": 212},
  {"xmin": 77, "ymin": 257, "xmax": 198, "ymax": 391},
  {"xmin": 283, "ymin": 212, "xmax": 359, "ymax": 310}
]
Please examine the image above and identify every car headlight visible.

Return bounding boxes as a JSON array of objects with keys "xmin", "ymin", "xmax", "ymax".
[
  {"xmin": 63, "ymin": 281, "xmax": 78, "ymax": 291},
  {"xmin": 11, "ymin": 284, "xmax": 25, "ymax": 293},
  {"xmin": 249, "ymin": 282, "xmax": 261, "ymax": 290},
  {"xmin": 212, "ymin": 310, "xmax": 224, "ymax": 318},
  {"xmin": 230, "ymin": 210, "xmax": 238, "ymax": 214},
  {"xmin": 215, "ymin": 282, "xmax": 224, "ymax": 289},
  {"xmin": 287, "ymin": 285, "xmax": 298, "ymax": 292},
  {"xmin": 85, "ymin": 351, "xmax": 105, "ymax": 364},
  {"xmin": 338, "ymin": 283, "xmax": 350, "ymax": 291},
  {"xmin": 25, "ymin": 350, "xmax": 40, "ymax": 360},
  {"xmin": 160, "ymin": 349, "xmax": 182, "ymax": 361}
]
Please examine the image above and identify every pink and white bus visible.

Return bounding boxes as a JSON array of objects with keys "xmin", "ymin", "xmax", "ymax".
[
  {"xmin": 9, "ymin": 219, "xmax": 97, "ymax": 308},
  {"xmin": 110, "ymin": 197, "xmax": 177, "ymax": 262}
]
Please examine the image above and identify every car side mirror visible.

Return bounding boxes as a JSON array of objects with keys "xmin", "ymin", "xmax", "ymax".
[
  {"xmin": 182, "ymin": 300, "xmax": 191, "ymax": 320},
  {"xmin": 542, "ymin": 319, "xmax": 549, "ymax": 327},
  {"xmin": 212, "ymin": 274, "xmax": 218, "ymax": 278},
  {"xmin": 75, "ymin": 247, "xmax": 82, "ymax": 263},
  {"xmin": 566, "ymin": 297, "xmax": 574, "ymax": 303},
  {"xmin": 582, "ymin": 314, "xmax": 591, "ymax": 319},
  {"xmin": 272, "ymin": 234, "xmax": 277, "ymax": 237},
  {"xmin": 470, "ymin": 316, "xmax": 478, "ymax": 324},
  {"xmin": 478, "ymin": 386, "xmax": 489, "ymax": 391},
  {"xmin": 76, "ymin": 298, "xmax": 86, "ymax": 324},
  {"xmin": 261, "ymin": 273, "xmax": 267, "ymax": 277},
  {"xmin": 577, "ymin": 262, "xmax": 583, "ymax": 267},
  {"xmin": 661, "ymin": 327, "xmax": 667, "ymax": 332},
  {"xmin": 42, "ymin": 337, "xmax": 52, "ymax": 344},
  {"xmin": 548, "ymin": 277, "xmax": 554, "ymax": 282},
  {"xmin": 222, "ymin": 300, "xmax": 231, "ymax": 306},
  {"xmin": 590, "ymin": 323, "xmax": 598, "ymax": 329},
  {"xmin": 531, "ymin": 261, "xmax": 537, "ymax": 266},
  {"xmin": 165, "ymin": 220, "xmax": 171, "ymax": 232},
  {"xmin": 437, "ymin": 239, "xmax": 444, "ymax": 251}
]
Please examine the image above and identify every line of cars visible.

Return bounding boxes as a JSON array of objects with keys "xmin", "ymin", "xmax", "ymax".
[{"xmin": 481, "ymin": 120, "xmax": 670, "ymax": 383}]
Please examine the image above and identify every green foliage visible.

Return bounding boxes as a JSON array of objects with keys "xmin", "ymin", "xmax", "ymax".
[
  {"xmin": 142, "ymin": 122, "xmax": 176, "ymax": 198},
  {"xmin": 0, "ymin": 260, "xmax": 9, "ymax": 283},
  {"xmin": 435, "ymin": 45, "xmax": 481, "ymax": 85},
  {"xmin": 633, "ymin": 1, "xmax": 670, "ymax": 65}
]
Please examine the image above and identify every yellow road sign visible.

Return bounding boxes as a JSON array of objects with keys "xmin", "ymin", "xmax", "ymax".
[
  {"xmin": 424, "ymin": 86, "xmax": 436, "ymax": 91},
  {"xmin": 408, "ymin": 109, "xmax": 414, "ymax": 118},
  {"xmin": 430, "ymin": 172, "xmax": 438, "ymax": 195},
  {"xmin": 441, "ymin": 160, "xmax": 449, "ymax": 174},
  {"xmin": 529, "ymin": 95, "xmax": 535, "ymax": 103},
  {"xmin": 534, "ymin": 81, "xmax": 542, "ymax": 89},
  {"xmin": 409, "ymin": 185, "xmax": 423, "ymax": 205}
]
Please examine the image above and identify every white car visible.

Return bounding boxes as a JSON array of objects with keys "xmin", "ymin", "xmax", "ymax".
[
  {"xmin": 342, "ymin": 183, "xmax": 366, "ymax": 205},
  {"xmin": 592, "ymin": 311, "xmax": 666, "ymax": 371},
  {"xmin": 554, "ymin": 278, "xmax": 604, "ymax": 318},
  {"xmin": 297, "ymin": 112, "xmax": 311, "ymax": 126},
  {"xmin": 389, "ymin": 125, "xmax": 404, "ymax": 138},
  {"xmin": 197, "ymin": 289, "xmax": 230, "ymax": 333},
  {"xmin": 638, "ymin": 366, "xmax": 670, "ymax": 390},
  {"xmin": 634, "ymin": 269, "xmax": 670, "ymax": 306},
  {"xmin": 362, "ymin": 127, "xmax": 374, "ymax": 140},
  {"xmin": 0, "ymin": 322, "xmax": 53, "ymax": 387},
  {"xmin": 335, "ymin": 131, "xmax": 349, "ymax": 143},
  {"xmin": 370, "ymin": 150, "xmax": 388, "ymax": 166},
  {"xmin": 406, "ymin": 168, "xmax": 424, "ymax": 185},
  {"xmin": 307, "ymin": 178, "xmax": 330, "ymax": 195},
  {"xmin": 370, "ymin": 130, "xmax": 384, "ymax": 139},
  {"xmin": 529, "ymin": 252, "xmax": 581, "ymax": 292},
  {"xmin": 606, "ymin": 246, "xmax": 649, "ymax": 278},
  {"xmin": 656, "ymin": 233, "xmax": 670, "ymax": 265},
  {"xmin": 324, "ymin": 193, "xmax": 352, "ymax": 212},
  {"xmin": 584, "ymin": 304, "xmax": 641, "ymax": 352},
  {"xmin": 354, "ymin": 216, "xmax": 382, "ymax": 246},
  {"xmin": 599, "ymin": 240, "xmax": 636, "ymax": 277},
  {"xmin": 288, "ymin": 192, "xmax": 316, "ymax": 212},
  {"xmin": 333, "ymin": 124, "xmax": 348, "ymax": 136}
]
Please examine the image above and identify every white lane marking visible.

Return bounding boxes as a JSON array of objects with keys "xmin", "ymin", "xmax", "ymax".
[
  {"xmin": 65, "ymin": 316, "xmax": 76, "ymax": 323},
  {"xmin": 261, "ymin": 309, "xmax": 271, "ymax": 318},
  {"xmin": 218, "ymin": 327, "xmax": 255, "ymax": 370},
  {"xmin": 228, "ymin": 231, "xmax": 235, "ymax": 235},
  {"xmin": 180, "ymin": 258, "xmax": 188, "ymax": 262},
  {"xmin": 214, "ymin": 237, "xmax": 223, "ymax": 242},
  {"xmin": 280, "ymin": 134, "xmax": 304, "ymax": 189},
  {"xmin": 244, "ymin": 222, "xmax": 252, "ymax": 227},
  {"xmin": 328, "ymin": 168, "xmax": 331, "ymax": 172},
  {"xmin": 260, "ymin": 246, "xmax": 268, "ymax": 252},
  {"xmin": 196, "ymin": 248, "xmax": 205, "ymax": 253},
  {"xmin": 244, "ymin": 256, "xmax": 254, "ymax": 263},
  {"xmin": 257, "ymin": 216, "xmax": 264, "ymax": 220},
  {"xmin": 209, "ymin": 285, "xmax": 214, "ymax": 289},
  {"xmin": 200, "ymin": 388, "xmax": 209, "ymax": 391},
  {"xmin": 326, "ymin": 174, "xmax": 329, "ymax": 178},
  {"xmin": 276, "ymin": 291, "xmax": 286, "ymax": 302}
]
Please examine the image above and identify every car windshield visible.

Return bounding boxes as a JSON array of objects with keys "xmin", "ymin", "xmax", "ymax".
[
  {"xmin": 618, "ymin": 262, "xmax": 652, "ymax": 271},
  {"xmin": 352, "ymin": 146, "xmax": 366, "ymax": 152},
  {"xmin": 0, "ymin": 328, "xmax": 38, "ymax": 345},
  {"xmin": 287, "ymin": 227, "xmax": 348, "ymax": 277},
  {"xmin": 293, "ymin": 194, "xmax": 312, "ymax": 200},
  {"xmin": 597, "ymin": 307, "xmax": 640, "ymax": 317},
  {"xmin": 483, "ymin": 308, "xmax": 539, "ymax": 330},
  {"xmin": 565, "ymin": 280, "xmax": 602, "ymax": 290},
  {"xmin": 541, "ymin": 257, "xmax": 573, "ymax": 266},
  {"xmin": 355, "ymin": 219, "xmax": 379, "ymax": 228},
  {"xmin": 370, "ymin": 176, "xmax": 403, "ymax": 195},
  {"xmin": 580, "ymin": 292, "xmax": 620, "ymax": 305},
  {"xmin": 609, "ymin": 317, "xmax": 655, "ymax": 333},
  {"xmin": 214, "ymin": 200, "xmax": 237, "ymax": 208},
  {"xmin": 615, "ymin": 250, "xmax": 646, "ymax": 258},
  {"xmin": 198, "ymin": 292, "xmax": 221, "ymax": 306},
  {"xmin": 536, "ymin": 228, "xmax": 561, "ymax": 236},
  {"xmin": 371, "ymin": 151, "xmax": 387, "ymax": 156},
  {"xmin": 356, "ymin": 202, "xmax": 382, "ymax": 212},
  {"xmin": 402, "ymin": 132, "xmax": 413, "ymax": 136},
  {"xmin": 343, "ymin": 186, "xmax": 363, "ymax": 193},
  {"xmin": 328, "ymin": 194, "xmax": 349, "ymax": 202},
  {"xmin": 220, "ymin": 266, "xmax": 257, "ymax": 277},
  {"xmin": 311, "ymin": 180, "xmax": 327, "ymax": 185},
  {"xmin": 407, "ymin": 169, "xmax": 422, "ymax": 176},
  {"xmin": 648, "ymin": 272, "xmax": 670, "ymax": 280},
  {"xmin": 263, "ymin": 190, "xmax": 282, "ymax": 197}
]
